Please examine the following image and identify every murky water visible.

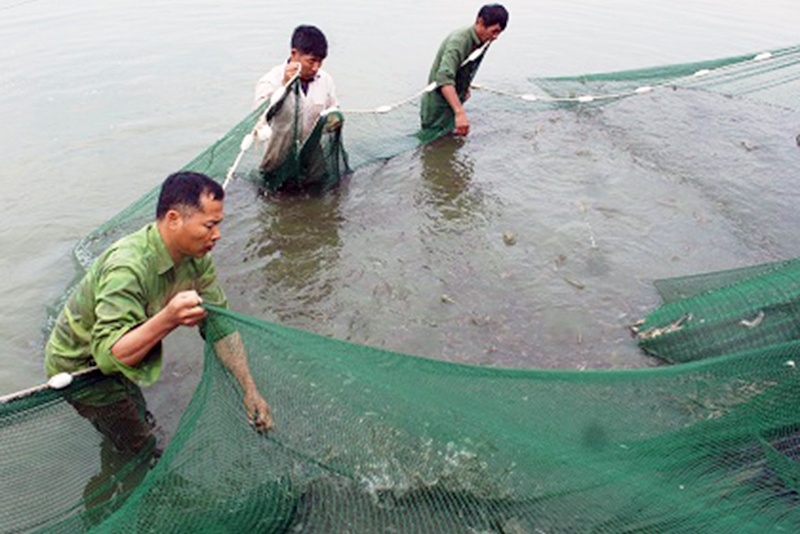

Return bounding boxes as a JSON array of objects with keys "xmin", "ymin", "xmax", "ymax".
[
  {"xmin": 1, "ymin": 0, "xmax": 799, "ymax": 400},
  {"xmin": 215, "ymin": 88, "xmax": 800, "ymax": 373}
]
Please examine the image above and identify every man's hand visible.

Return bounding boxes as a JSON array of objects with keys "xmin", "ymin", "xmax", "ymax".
[
  {"xmin": 244, "ymin": 387, "xmax": 273, "ymax": 433},
  {"xmin": 110, "ymin": 290, "xmax": 205, "ymax": 367},
  {"xmin": 165, "ymin": 290, "xmax": 206, "ymax": 328},
  {"xmin": 324, "ymin": 112, "xmax": 342, "ymax": 132},
  {"xmin": 454, "ymin": 109, "xmax": 470, "ymax": 136},
  {"xmin": 213, "ymin": 332, "xmax": 272, "ymax": 434},
  {"xmin": 441, "ymin": 85, "xmax": 470, "ymax": 136},
  {"xmin": 282, "ymin": 62, "xmax": 301, "ymax": 85}
]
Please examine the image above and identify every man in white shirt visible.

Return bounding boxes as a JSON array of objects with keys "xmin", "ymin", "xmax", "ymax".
[{"xmin": 253, "ymin": 25, "xmax": 339, "ymax": 179}]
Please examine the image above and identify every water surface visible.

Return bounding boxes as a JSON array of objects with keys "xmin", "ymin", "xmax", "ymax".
[{"xmin": 1, "ymin": 0, "xmax": 798, "ymax": 397}]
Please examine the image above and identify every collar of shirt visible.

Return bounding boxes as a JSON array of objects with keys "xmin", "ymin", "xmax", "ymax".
[
  {"xmin": 145, "ymin": 223, "xmax": 176, "ymax": 276},
  {"xmin": 468, "ymin": 26, "xmax": 481, "ymax": 48}
]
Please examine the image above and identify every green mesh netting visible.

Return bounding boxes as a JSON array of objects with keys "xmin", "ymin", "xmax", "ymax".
[
  {"xmin": 531, "ymin": 45, "xmax": 800, "ymax": 110},
  {"xmin": 7, "ymin": 306, "xmax": 800, "ymax": 532},
  {"xmin": 70, "ymin": 44, "xmax": 800, "ymax": 272},
  {"xmin": 255, "ymin": 77, "xmax": 351, "ymax": 193},
  {"xmin": 5, "ymin": 45, "xmax": 800, "ymax": 533},
  {"xmin": 635, "ymin": 258, "xmax": 800, "ymax": 364}
]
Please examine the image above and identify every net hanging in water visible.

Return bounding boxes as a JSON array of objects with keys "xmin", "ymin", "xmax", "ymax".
[
  {"xmin": 6, "ymin": 304, "xmax": 800, "ymax": 532},
  {"xmin": 3, "ymin": 44, "xmax": 800, "ymax": 533}
]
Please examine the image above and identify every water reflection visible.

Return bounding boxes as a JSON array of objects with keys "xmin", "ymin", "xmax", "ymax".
[
  {"xmin": 245, "ymin": 190, "xmax": 345, "ymax": 326},
  {"xmin": 215, "ymin": 86, "xmax": 800, "ymax": 372},
  {"xmin": 65, "ymin": 376, "xmax": 160, "ymax": 528},
  {"xmin": 415, "ymin": 136, "xmax": 485, "ymax": 232}
]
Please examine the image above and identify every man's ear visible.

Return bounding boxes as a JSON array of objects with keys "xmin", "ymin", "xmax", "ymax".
[{"xmin": 164, "ymin": 208, "xmax": 183, "ymax": 229}]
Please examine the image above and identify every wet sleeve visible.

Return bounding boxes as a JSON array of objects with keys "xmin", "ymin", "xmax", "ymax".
[
  {"xmin": 433, "ymin": 42, "xmax": 464, "ymax": 88},
  {"xmin": 253, "ymin": 68, "xmax": 282, "ymax": 110},
  {"xmin": 91, "ymin": 264, "xmax": 162, "ymax": 385},
  {"xmin": 194, "ymin": 259, "xmax": 234, "ymax": 343}
]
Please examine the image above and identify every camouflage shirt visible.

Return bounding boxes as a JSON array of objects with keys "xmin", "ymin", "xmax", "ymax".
[
  {"xmin": 45, "ymin": 223, "xmax": 226, "ymax": 387},
  {"xmin": 420, "ymin": 25, "xmax": 483, "ymax": 132}
]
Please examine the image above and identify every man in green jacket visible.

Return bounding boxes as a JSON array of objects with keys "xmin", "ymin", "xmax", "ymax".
[
  {"xmin": 46, "ymin": 171, "xmax": 271, "ymax": 456},
  {"xmin": 421, "ymin": 4, "xmax": 509, "ymax": 136}
]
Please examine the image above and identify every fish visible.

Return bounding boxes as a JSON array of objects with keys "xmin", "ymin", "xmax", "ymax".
[
  {"xmin": 739, "ymin": 310, "xmax": 765, "ymax": 328},
  {"xmin": 634, "ymin": 313, "xmax": 692, "ymax": 340}
]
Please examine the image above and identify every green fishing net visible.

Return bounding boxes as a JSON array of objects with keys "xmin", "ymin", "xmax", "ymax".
[
  {"xmin": 635, "ymin": 258, "xmax": 800, "ymax": 364},
  {"xmin": 7, "ymin": 306, "xmax": 800, "ymax": 533},
  {"xmin": 255, "ymin": 77, "xmax": 350, "ymax": 193},
  {"xmin": 4, "ymin": 45, "xmax": 800, "ymax": 533}
]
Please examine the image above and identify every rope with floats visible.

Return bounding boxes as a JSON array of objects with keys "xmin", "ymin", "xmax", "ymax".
[
  {"xmin": 223, "ymin": 42, "xmax": 492, "ymax": 183},
  {"xmin": 341, "ymin": 40, "xmax": 492, "ymax": 115},
  {"xmin": 223, "ymin": 68, "xmax": 302, "ymax": 190},
  {"xmin": 0, "ymin": 48, "xmax": 788, "ymax": 406},
  {"xmin": 222, "ymin": 47, "xmax": 786, "ymax": 184},
  {"xmin": 341, "ymin": 48, "xmax": 786, "ymax": 112},
  {"xmin": 471, "ymin": 50, "xmax": 781, "ymax": 104},
  {"xmin": 0, "ymin": 366, "xmax": 98, "ymax": 404}
]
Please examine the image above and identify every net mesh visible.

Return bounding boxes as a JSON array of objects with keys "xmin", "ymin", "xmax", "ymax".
[
  {"xmin": 5, "ymin": 45, "xmax": 800, "ymax": 533},
  {"xmin": 636, "ymin": 258, "xmax": 800, "ymax": 364},
  {"xmin": 254, "ymin": 77, "xmax": 351, "ymax": 193}
]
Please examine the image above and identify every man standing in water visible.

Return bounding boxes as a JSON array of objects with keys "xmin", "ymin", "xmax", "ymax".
[
  {"xmin": 46, "ymin": 171, "xmax": 271, "ymax": 459},
  {"xmin": 253, "ymin": 25, "xmax": 340, "ymax": 178},
  {"xmin": 421, "ymin": 4, "xmax": 509, "ymax": 136},
  {"xmin": 254, "ymin": 24, "xmax": 338, "ymax": 138}
]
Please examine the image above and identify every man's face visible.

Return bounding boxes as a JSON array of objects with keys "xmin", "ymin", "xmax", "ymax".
[
  {"xmin": 475, "ymin": 20, "xmax": 504, "ymax": 43},
  {"xmin": 290, "ymin": 49, "xmax": 324, "ymax": 81},
  {"xmin": 172, "ymin": 193, "xmax": 224, "ymax": 259}
]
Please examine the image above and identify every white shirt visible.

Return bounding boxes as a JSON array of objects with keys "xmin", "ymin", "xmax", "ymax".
[{"xmin": 253, "ymin": 64, "xmax": 338, "ymax": 142}]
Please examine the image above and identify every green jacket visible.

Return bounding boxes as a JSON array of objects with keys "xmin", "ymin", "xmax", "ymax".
[
  {"xmin": 45, "ymin": 223, "xmax": 226, "ymax": 390},
  {"xmin": 420, "ymin": 25, "xmax": 485, "ymax": 133}
]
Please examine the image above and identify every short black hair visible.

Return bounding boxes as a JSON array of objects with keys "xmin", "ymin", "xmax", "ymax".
[
  {"xmin": 156, "ymin": 171, "xmax": 224, "ymax": 220},
  {"xmin": 477, "ymin": 4, "xmax": 509, "ymax": 30},
  {"xmin": 291, "ymin": 25, "xmax": 328, "ymax": 59}
]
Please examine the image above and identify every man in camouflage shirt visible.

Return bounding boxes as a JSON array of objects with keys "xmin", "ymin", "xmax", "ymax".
[
  {"xmin": 421, "ymin": 4, "xmax": 509, "ymax": 136},
  {"xmin": 46, "ymin": 171, "xmax": 271, "ymax": 456}
]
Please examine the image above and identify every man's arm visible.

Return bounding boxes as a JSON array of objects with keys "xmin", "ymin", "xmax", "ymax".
[
  {"xmin": 254, "ymin": 63, "xmax": 302, "ymax": 110},
  {"xmin": 193, "ymin": 255, "xmax": 271, "ymax": 432},
  {"xmin": 440, "ymin": 85, "xmax": 469, "ymax": 136},
  {"xmin": 110, "ymin": 290, "xmax": 206, "ymax": 367},
  {"xmin": 214, "ymin": 332, "xmax": 273, "ymax": 432},
  {"xmin": 254, "ymin": 66, "xmax": 285, "ymax": 110},
  {"xmin": 433, "ymin": 36, "xmax": 472, "ymax": 136},
  {"xmin": 92, "ymin": 262, "xmax": 204, "ymax": 383}
]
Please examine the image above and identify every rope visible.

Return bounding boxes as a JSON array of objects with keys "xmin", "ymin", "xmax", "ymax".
[
  {"xmin": 471, "ymin": 50, "xmax": 782, "ymax": 104},
  {"xmin": 342, "ymin": 83, "xmax": 435, "ymax": 115},
  {"xmin": 3, "ymin": 48, "xmax": 788, "ymax": 406},
  {"xmin": 223, "ymin": 70, "xmax": 302, "ymax": 189},
  {"xmin": 0, "ymin": 366, "xmax": 98, "ymax": 404},
  {"xmin": 0, "ymin": 0, "xmax": 45, "ymax": 11},
  {"xmin": 224, "ymin": 43, "xmax": 497, "ymax": 179},
  {"xmin": 343, "ymin": 41, "xmax": 492, "ymax": 115}
]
